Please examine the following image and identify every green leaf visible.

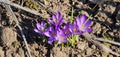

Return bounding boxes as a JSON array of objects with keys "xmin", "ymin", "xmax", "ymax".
[
  {"xmin": 54, "ymin": 41, "xmax": 58, "ymax": 47},
  {"xmin": 69, "ymin": 7, "xmax": 74, "ymax": 23},
  {"xmin": 61, "ymin": 43, "xmax": 64, "ymax": 47}
]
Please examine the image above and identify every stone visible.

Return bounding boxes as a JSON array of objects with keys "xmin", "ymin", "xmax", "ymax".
[
  {"xmin": 95, "ymin": 11, "xmax": 108, "ymax": 22},
  {"xmin": 0, "ymin": 47, "xmax": 4, "ymax": 57},
  {"xmin": 51, "ymin": 47, "xmax": 70, "ymax": 57},
  {"xmin": 77, "ymin": 41, "xmax": 88, "ymax": 51},
  {"xmin": 92, "ymin": 22, "xmax": 101, "ymax": 34},
  {"xmin": 18, "ymin": 48, "xmax": 25, "ymax": 57},
  {"xmin": 0, "ymin": 27, "xmax": 17, "ymax": 47},
  {"xmin": 104, "ymin": 4, "xmax": 116, "ymax": 15},
  {"xmin": 86, "ymin": 48, "xmax": 93, "ymax": 56}
]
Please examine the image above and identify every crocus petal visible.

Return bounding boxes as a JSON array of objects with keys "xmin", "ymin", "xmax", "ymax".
[
  {"xmin": 80, "ymin": 14, "xmax": 87, "ymax": 24},
  {"xmin": 34, "ymin": 29, "xmax": 42, "ymax": 34},
  {"xmin": 52, "ymin": 14, "xmax": 59, "ymax": 25},
  {"xmin": 64, "ymin": 22, "xmax": 70, "ymax": 29},
  {"xmin": 48, "ymin": 41, "xmax": 52, "ymax": 44},
  {"xmin": 69, "ymin": 24, "xmax": 74, "ymax": 31},
  {"xmin": 76, "ymin": 17, "xmax": 81, "ymax": 26},
  {"xmin": 84, "ymin": 20, "xmax": 92, "ymax": 29},
  {"xmin": 58, "ymin": 29, "xmax": 65, "ymax": 35},
  {"xmin": 56, "ymin": 12, "xmax": 61, "ymax": 20},
  {"xmin": 74, "ymin": 19, "xmax": 77, "ymax": 26},
  {"xmin": 75, "ymin": 31, "xmax": 84, "ymax": 35},
  {"xmin": 48, "ymin": 18, "xmax": 54, "ymax": 25},
  {"xmin": 48, "ymin": 26, "xmax": 53, "ymax": 31},
  {"xmin": 86, "ymin": 28, "xmax": 93, "ymax": 32},
  {"xmin": 63, "ymin": 39, "xmax": 68, "ymax": 43},
  {"xmin": 58, "ymin": 38, "xmax": 68, "ymax": 44},
  {"xmin": 44, "ymin": 31, "xmax": 50, "ymax": 37},
  {"xmin": 62, "ymin": 23, "xmax": 72, "ymax": 37},
  {"xmin": 48, "ymin": 37, "xmax": 55, "ymax": 44},
  {"xmin": 52, "ymin": 14, "xmax": 56, "ymax": 19},
  {"xmin": 41, "ymin": 21, "xmax": 45, "ymax": 26},
  {"xmin": 59, "ymin": 17, "xmax": 64, "ymax": 26},
  {"xmin": 58, "ymin": 41, "xmax": 62, "ymax": 44},
  {"xmin": 34, "ymin": 29, "xmax": 39, "ymax": 33},
  {"xmin": 36, "ymin": 23, "xmax": 41, "ymax": 30}
]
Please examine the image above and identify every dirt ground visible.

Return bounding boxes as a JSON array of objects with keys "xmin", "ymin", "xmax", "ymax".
[{"xmin": 0, "ymin": 0, "xmax": 120, "ymax": 57}]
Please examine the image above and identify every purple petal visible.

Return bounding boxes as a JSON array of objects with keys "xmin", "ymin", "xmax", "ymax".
[
  {"xmin": 58, "ymin": 39, "xmax": 68, "ymax": 44},
  {"xmin": 34, "ymin": 29, "xmax": 39, "ymax": 32},
  {"xmin": 48, "ymin": 41, "xmax": 52, "ymax": 44},
  {"xmin": 36, "ymin": 23, "xmax": 41, "ymax": 30},
  {"xmin": 76, "ymin": 17, "xmax": 81, "ymax": 27},
  {"xmin": 64, "ymin": 40, "xmax": 69, "ymax": 43},
  {"xmin": 52, "ymin": 14, "xmax": 58, "ymax": 24},
  {"xmin": 48, "ymin": 26, "xmax": 53, "ymax": 31},
  {"xmin": 58, "ymin": 29, "xmax": 65, "ymax": 35},
  {"xmin": 80, "ymin": 14, "xmax": 87, "ymax": 24},
  {"xmin": 44, "ymin": 31, "xmax": 50, "ymax": 37},
  {"xmin": 48, "ymin": 18, "xmax": 54, "ymax": 25},
  {"xmin": 49, "ymin": 26, "xmax": 56, "ymax": 32},
  {"xmin": 75, "ymin": 31, "xmax": 84, "ymax": 35},
  {"xmin": 68, "ymin": 23, "xmax": 79, "ymax": 35},
  {"xmin": 48, "ymin": 37, "xmax": 55, "ymax": 44},
  {"xmin": 64, "ymin": 22, "xmax": 70, "ymax": 28},
  {"xmin": 34, "ymin": 29, "xmax": 42, "ymax": 34},
  {"xmin": 86, "ymin": 28, "xmax": 93, "ymax": 32},
  {"xmin": 58, "ymin": 41, "xmax": 62, "ymax": 44},
  {"xmin": 84, "ymin": 20, "xmax": 92, "ymax": 29},
  {"xmin": 59, "ymin": 17, "xmax": 64, "ymax": 25},
  {"xmin": 41, "ymin": 21, "xmax": 45, "ymax": 26},
  {"xmin": 74, "ymin": 19, "xmax": 77, "ymax": 25},
  {"xmin": 56, "ymin": 12, "xmax": 62, "ymax": 20},
  {"xmin": 69, "ymin": 23, "xmax": 73, "ymax": 28},
  {"xmin": 63, "ymin": 39, "xmax": 68, "ymax": 43},
  {"xmin": 52, "ymin": 14, "xmax": 56, "ymax": 20},
  {"xmin": 49, "ymin": 27, "xmax": 57, "ymax": 37}
]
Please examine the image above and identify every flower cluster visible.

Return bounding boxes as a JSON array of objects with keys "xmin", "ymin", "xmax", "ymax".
[{"xmin": 34, "ymin": 12, "xmax": 93, "ymax": 44}]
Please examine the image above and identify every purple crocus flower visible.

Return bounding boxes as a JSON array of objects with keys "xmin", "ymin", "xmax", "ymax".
[
  {"xmin": 55, "ymin": 29, "xmax": 68, "ymax": 44},
  {"xmin": 34, "ymin": 21, "xmax": 46, "ymax": 34},
  {"xmin": 47, "ymin": 26, "xmax": 57, "ymax": 44},
  {"xmin": 44, "ymin": 26, "xmax": 68, "ymax": 44},
  {"xmin": 34, "ymin": 21, "xmax": 50, "ymax": 36},
  {"xmin": 76, "ymin": 14, "xmax": 93, "ymax": 33},
  {"xmin": 46, "ymin": 26, "xmax": 68, "ymax": 44},
  {"xmin": 69, "ymin": 20, "xmax": 82, "ymax": 35},
  {"xmin": 63, "ymin": 22, "xmax": 72, "ymax": 37},
  {"xmin": 48, "ymin": 12, "xmax": 64, "ymax": 28}
]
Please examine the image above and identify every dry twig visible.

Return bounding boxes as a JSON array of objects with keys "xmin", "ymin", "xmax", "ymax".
[
  {"xmin": 1, "ymin": 0, "xmax": 32, "ymax": 57},
  {"xmin": 83, "ymin": 33, "xmax": 120, "ymax": 56},
  {"xmin": 94, "ymin": 38, "xmax": 120, "ymax": 46},
  {"xmin": 0, "ymin": 0, "xmax": 42, "ymax": 17}
]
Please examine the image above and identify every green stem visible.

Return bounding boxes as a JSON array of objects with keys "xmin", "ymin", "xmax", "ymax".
[
  {"xmin": 86, "ymin": 14, "xmax": 93, "ymax": 22},
  {"xmin": 92, "ymin": 4, "xmax": 98, "ymax": 10},
  {"xmin": 70, "ymin": 7, "xmax": 74, "ymax": 23}
]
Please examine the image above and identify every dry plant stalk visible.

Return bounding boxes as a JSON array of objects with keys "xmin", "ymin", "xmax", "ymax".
[
  {"xmin": 94, "ymin": 38, "xmax": 120, "ymax": 46},
  {"xmin": 1, "ymin": 0, "xmax": 32, "ymax": 57},
  {"xmin": 83, "ymin": 33, "xmax": 120, "ymax": 56},
  {"xmin": 0, "ymin": 0, "xmax": 42, "ymax": 17}
]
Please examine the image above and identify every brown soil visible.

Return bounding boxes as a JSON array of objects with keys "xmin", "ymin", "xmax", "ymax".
[{"xmin": 0, "ymin": 0, "xmax": 120, "ymax": 57}]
